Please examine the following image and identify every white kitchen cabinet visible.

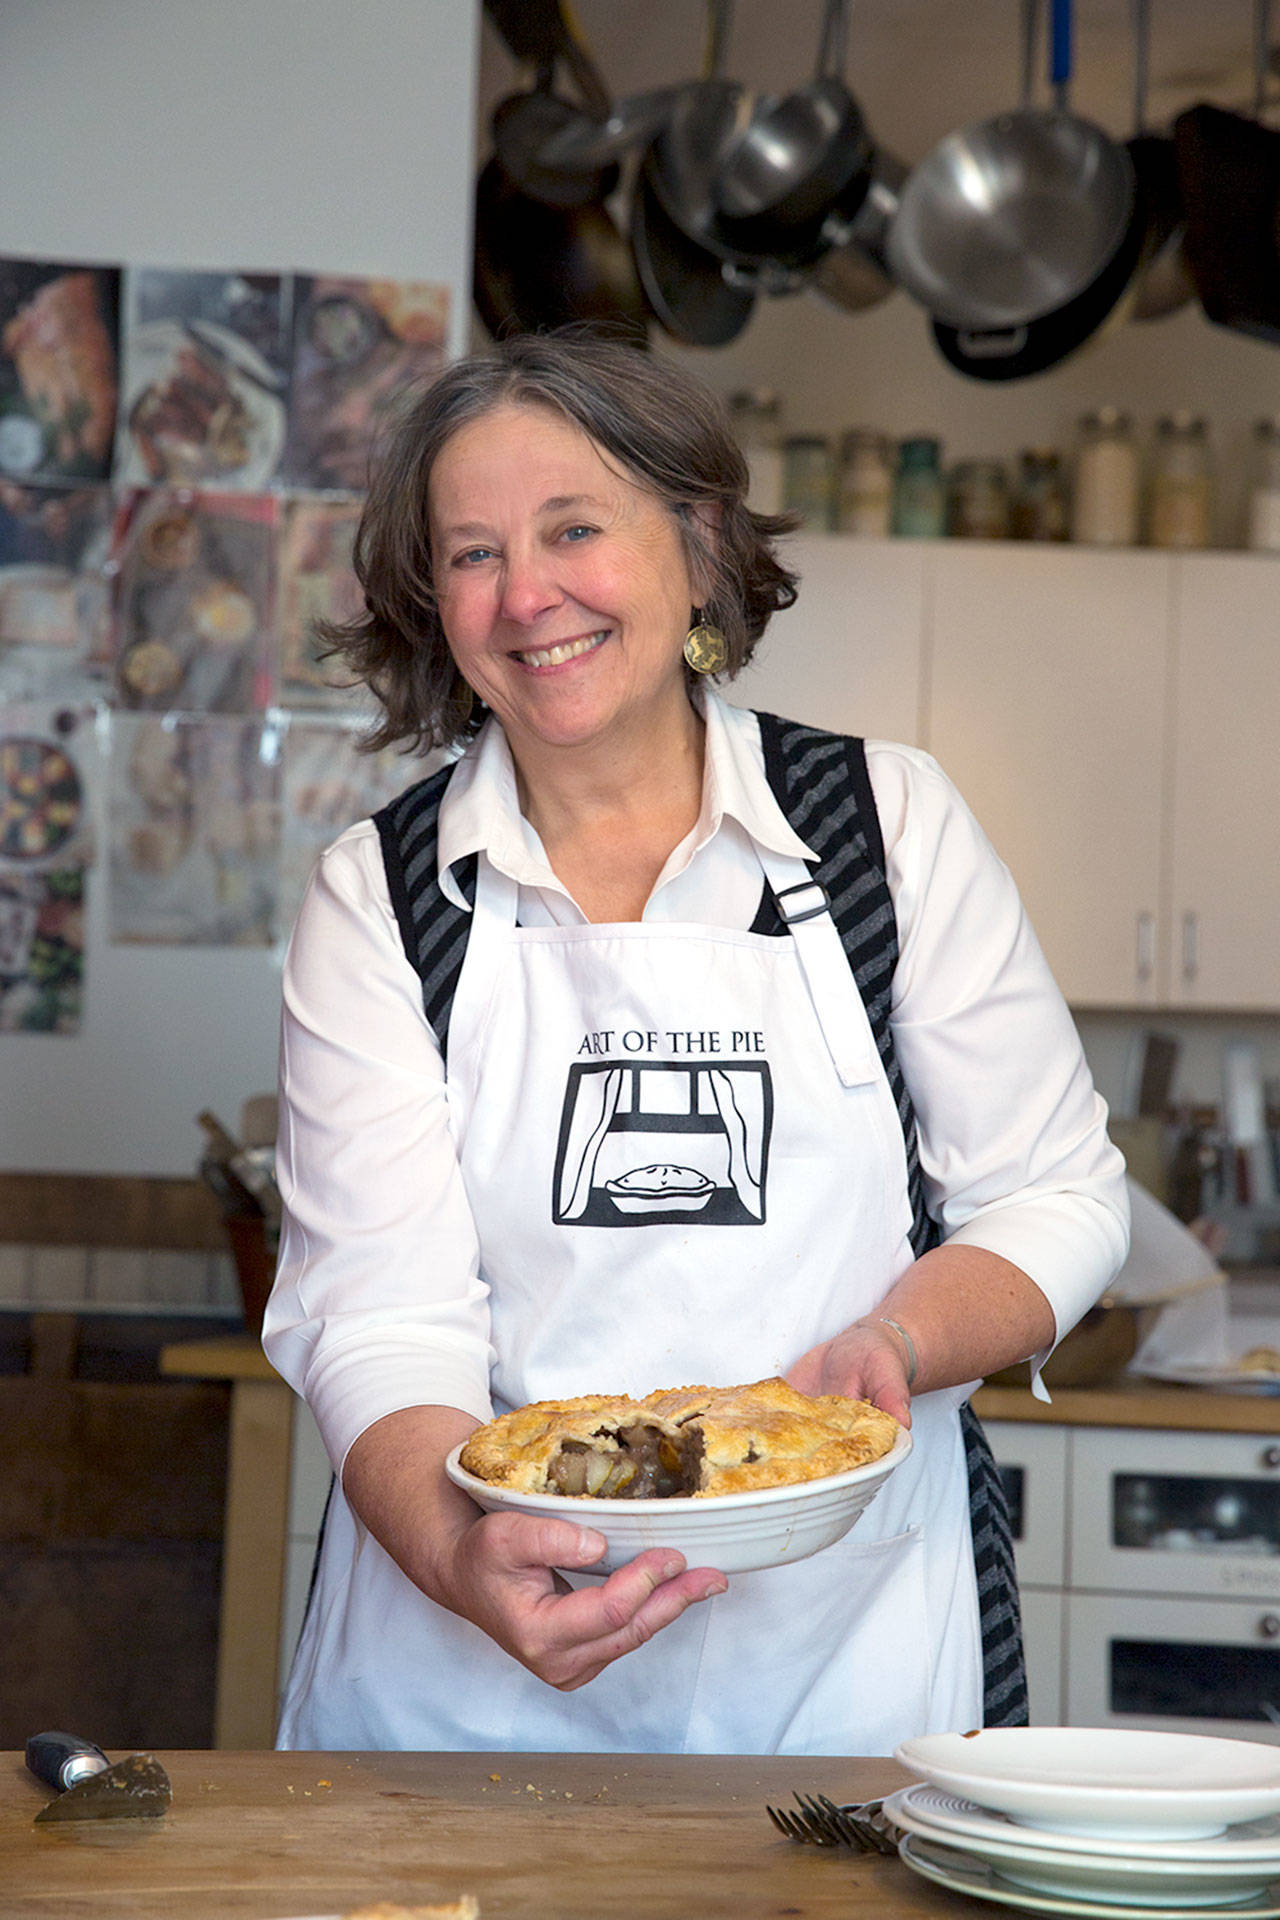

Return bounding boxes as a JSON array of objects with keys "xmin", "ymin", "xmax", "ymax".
[
  {"xmin": 988, "ymin": 1422, "xmax": 1070, "ymax": 1727},
  {"xmin": 1020, "ymin": 1588, "xmax": 1066, "ymax": 1729},
  {"xmin": 921, "ymin": 544, "xmax": 1172, "ymax": 1007},
  {"xmin": 726, "ymin": 534, "xmax": 925, "ymax": 746},
  {"xmin": 736, "ymin": 538, "xmax": 1278, "ymax": 1010},
  {"xmin": 1168, "ymin": 555, "xmax": 1280, "ymax": 1009}
]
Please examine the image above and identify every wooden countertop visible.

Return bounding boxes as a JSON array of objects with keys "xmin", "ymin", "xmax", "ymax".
[
  {"xmin": 1, "ymin": 1750, "xmax": 954, "ymax": 1919},
  {"xmin": 159, "ymin": 1333, "xmax": 277, "ymax": 1384},
  {"xmin": 973, "ymin": 1376, "xmax": 1280, "ymax": 1433},
  {"xmin": 156, "ymin": 1339, "xmax": 1280, "ymax": 1435}
]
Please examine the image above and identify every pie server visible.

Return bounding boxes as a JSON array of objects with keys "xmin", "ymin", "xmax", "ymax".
[{"xmin": 26, "ymin": 1731, "xmax": 172, "ymax": 1823}]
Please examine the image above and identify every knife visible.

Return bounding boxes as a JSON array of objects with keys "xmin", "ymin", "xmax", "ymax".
[{"xmin": 26, "ymin": 1731, "xmax": 172, "ymax": 1823}]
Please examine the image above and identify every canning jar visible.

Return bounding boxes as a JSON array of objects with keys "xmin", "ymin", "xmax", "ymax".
[
  {"xmin": 728, "ymin": 388, "xmax": 785, "ymax": 516},
  {"xmin": 836, "ymin": 429, "xmax": 894, "ymax": 536},
  {"xmin": 1010, "ymin": 447, "xmax": 1070, "ymax": 541},
  {"xmin": 1247, "ymin": 417, "xmax": 1280, "ymax": 552},
  {"xmin": 781, "ymin": 434, "xmax": 834, "ymax": 531},
  {"xmin": 948, "ymin": 459, "xmax": 1011, "ymax": 539},
  {"xmin": 890, "ymin": 437, "xmax": 946, "ymax": 538},
  {"xmin": 1148, "ymin": 412, "xmax": 1213, "ymax": 549},
  {"xmin": 1071, "ymin": 408, "xmax": 1139, "ymax": 546}
]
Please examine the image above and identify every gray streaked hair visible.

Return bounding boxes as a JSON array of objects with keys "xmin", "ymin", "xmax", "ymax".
[{"xmin": 318, "ymin": 329, "xmax": 799, "ymax": 753}]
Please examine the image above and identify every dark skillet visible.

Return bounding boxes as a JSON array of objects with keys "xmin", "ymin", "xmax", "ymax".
[
  {"xmin": 472, "ymin": 158, "xmax": 649, "ymax": 343},
  {"xmin": 629, "ymin": 156, "xmax": 755, "ymax": 348}
]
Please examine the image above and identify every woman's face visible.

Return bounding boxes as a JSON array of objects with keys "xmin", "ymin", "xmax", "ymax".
[{"xmin": 429, "ymin": 402, "xmax": 704, "ymax": 757}]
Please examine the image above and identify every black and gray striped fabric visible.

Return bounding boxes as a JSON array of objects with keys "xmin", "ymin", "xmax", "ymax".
[
  {"xmin": 373, "ymin": 712, "xmax": 1029, "ymax": 1730},
  {"xmin": 375, "ymin": 762, "xmax": 476, "ymax": 1057},
  {"xmin": 754, "ymin": 711, "xmax": 1028, "ymax": 1729}
]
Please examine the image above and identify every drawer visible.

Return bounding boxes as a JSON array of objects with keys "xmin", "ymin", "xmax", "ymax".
[
  {"xmin": 1070, "ymin": 1427, "xmax": 1280, "ymax": 1599},
  {"xmin": 987, "ymin": 1421, "xmax": 1069, "ymax": 1589},
  {"xmin": 1065, "ymin": 1590, "xmax": 1280, "ymax": 1741}
]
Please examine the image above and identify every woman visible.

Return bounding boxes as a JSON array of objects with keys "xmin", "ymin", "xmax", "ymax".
[{"xmin": 263, "ymin": 331, "xmax": 1128, "ymax": 1755}]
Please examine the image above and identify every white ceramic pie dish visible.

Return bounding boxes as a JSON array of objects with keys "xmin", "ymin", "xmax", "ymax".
[
  {"xmin": 444, "ymin": 1426, "xmax": 912, "ymax": 1575},
  {"xmin": 894, "ymin": 1729, "xmax": 1280, "ymax": 1841}
]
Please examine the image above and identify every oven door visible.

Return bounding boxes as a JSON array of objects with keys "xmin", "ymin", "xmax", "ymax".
[
  {"xmin": 1070, "ymin": 1426, "xmax": 1280, "ymax": 1599},
  {"xmin": 1066, "ymin": 1591, "xmax": 1280, "ymax": 1740}
]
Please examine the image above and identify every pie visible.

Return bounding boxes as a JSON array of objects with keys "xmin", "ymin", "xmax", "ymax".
[
  {"xmin": 459, "ymin": 1376, "xmax": 900, "ymax": 1501},
  {"xmin": 605, "ymin": 1163, "xmax": 715, "ymax": 1213}
]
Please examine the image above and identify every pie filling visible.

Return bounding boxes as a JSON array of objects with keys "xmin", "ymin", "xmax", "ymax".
[{"xmin": 548, "ymin": 1419, "xmax": 708, "ymax": 1499}]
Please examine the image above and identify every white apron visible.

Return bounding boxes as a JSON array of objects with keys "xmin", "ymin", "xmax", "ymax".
[{"xmin": 278, "ymin": 849, "xmax": 983, "ymax": 1755}]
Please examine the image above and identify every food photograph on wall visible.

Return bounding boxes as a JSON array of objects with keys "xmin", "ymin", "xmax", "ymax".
[{"xmin": 0, "ymin": 250, "xmax": 451, "ymax": 1018}]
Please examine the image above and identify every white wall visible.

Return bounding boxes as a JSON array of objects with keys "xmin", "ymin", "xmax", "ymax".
[{"xmin": 0, "ymin": 0, "xmax": 478, "ymax": 1173}]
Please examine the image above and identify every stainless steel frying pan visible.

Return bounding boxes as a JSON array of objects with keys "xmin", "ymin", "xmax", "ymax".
[{"xmin": 887, "ymin": 0, "xmax": 1135, "ymax": 332}]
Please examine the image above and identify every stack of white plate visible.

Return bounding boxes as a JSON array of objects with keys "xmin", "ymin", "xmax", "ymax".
[{"xmin": 888, "ymin": 1729, "xmax": 1280, "ymax": 1919}]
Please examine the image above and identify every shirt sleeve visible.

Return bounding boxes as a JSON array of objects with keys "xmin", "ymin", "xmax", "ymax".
[
  {"xmin": 261, "ymin": 822, "xmax": 494, "ymax": 1475},
  {"xmin": 867, "ymin": 743, "xmax": 1130, "ymax": 1374}
]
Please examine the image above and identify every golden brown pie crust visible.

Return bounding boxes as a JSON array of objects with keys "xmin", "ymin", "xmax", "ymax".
[{"xmin": 459, "ymin": 1376, "xmax": 899, "ymax": 1499}]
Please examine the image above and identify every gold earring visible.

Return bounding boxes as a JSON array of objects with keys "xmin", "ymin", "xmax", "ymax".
[{"xmin": 683, "ymin": 609, "xmax": 728, "ymax": 675}]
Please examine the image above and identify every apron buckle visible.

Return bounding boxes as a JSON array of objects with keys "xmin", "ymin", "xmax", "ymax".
[{"xmin": 773, "ymin": 878, "xmax": 831, "ymax": 926}]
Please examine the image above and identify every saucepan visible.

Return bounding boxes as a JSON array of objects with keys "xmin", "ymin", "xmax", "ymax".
[
  {"xmin": 534, "ymin": 83, "xmax": 693, "ymax": 173},
  {"xmin": 707, "ymin": 0, "xmax": 872, "ymax": 266},
  {"xmin": 644, "ymin": 0, "xmax": 760, "ymax": 259},
  {"xmin": 888, "ymin": 0, "xmax": 1135, "ymax": 332},
  {"xmin": 629, "ymin": 0, "xmax": 758, "ymax": 345},
  {"xmin": 808, "ymin": 145, "xmax": 907, "ymax": 315}
]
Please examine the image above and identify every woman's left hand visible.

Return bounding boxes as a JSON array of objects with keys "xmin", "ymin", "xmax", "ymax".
[{"xmin": 786, "ymin": 1320, "xmax": 913, "ymax": 1427}]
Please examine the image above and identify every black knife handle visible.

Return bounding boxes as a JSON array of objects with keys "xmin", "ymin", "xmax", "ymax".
[{"xmin": 25, "ymin": 1732, "xmax": 110, "ymax": 1793}]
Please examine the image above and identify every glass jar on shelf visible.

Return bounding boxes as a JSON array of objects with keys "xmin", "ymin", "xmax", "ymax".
[
  {"xmin": 1148, "ymin": 412, "xmax": 1214, "ymax": 550},
  {"xmin": 781, "ymin": 434, "xmax": 834, "ymax": 531},
  {"xmin": 728, "ymin": 388, "xmax": 785, "ymax": 516},
  {"xmin": 1071, "ymin": 408, "xmax": 1139, "ymax": 547},
  {"xmin": 890, "ymin": 436, "xmax": 946, "ymax": 538},
  {"xmin": 835, "ymin": 428, "xmax": 894, "ymax": 536},
  {"xmin": 1247, "ymin": 417, "xmax": 1280, "ymax": 553},
  {"xmin": 1010, "ymin": 447, "xmax": 1070, "ymax": 541},
  {"xmin": 948, "ymin": 459, "xmax": 1011, "ymax": 539}
]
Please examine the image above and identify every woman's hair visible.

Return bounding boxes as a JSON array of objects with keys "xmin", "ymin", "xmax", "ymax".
[{"xmin": 320, "ymin": 329, "xmax": 799, "ymax": 753}]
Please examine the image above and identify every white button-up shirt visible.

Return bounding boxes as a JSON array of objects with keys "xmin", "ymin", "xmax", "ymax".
[{"xmin": 264, "ymin": 693, "xmax": 1129, "ymax": 1472}]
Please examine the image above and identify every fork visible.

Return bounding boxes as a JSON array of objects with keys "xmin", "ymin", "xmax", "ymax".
[{"xmin": 765, "ymin": 1791, "xmax": 901, "ymax": 1855}]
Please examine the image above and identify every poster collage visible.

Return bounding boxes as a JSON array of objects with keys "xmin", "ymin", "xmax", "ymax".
[{"xmin": 0, "ymin": 257, "xmax": 451, "ymax": 1034}]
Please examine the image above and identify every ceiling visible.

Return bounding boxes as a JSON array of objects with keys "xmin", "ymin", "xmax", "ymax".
[{"xmin": 477, "ymin": 2, "xmax": 1275, "ymax": 167}]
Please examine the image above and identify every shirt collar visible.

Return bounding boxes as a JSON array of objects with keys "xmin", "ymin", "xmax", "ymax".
[{"xmin": 436, "ymin": 689, "xmax": 816, "ymax": 910}]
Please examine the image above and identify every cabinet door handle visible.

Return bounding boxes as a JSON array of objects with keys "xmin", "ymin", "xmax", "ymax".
[
  {"xmin": 1182, "ymin": 911, "xmax": 1199, "ymax": 982},
  {"xmin": 1260, "ymin": 1614, "xmax": 1280, "ymax": 1640},
  {"xmin": 1136, "ymin": 912, "xmax": 1156, "ymax": 982}
]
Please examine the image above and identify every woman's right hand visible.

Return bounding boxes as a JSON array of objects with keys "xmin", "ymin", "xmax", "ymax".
[
  {"xmin": 343, "ymin": 1403, "xmax": 726, "ymax": 1691},
  {"xmin": 442, "ymin": 1510, "xmax": 727, "ymax": 1690}
]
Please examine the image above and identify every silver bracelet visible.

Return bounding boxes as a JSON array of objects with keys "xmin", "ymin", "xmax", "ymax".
[{"xmin": 879, "ymin": 1316, "xmax": 918, "ymax": 1390}]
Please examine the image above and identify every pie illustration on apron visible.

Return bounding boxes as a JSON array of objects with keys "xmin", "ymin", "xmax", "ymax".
[{"xmin": 552, "ymin": 1059, "xmax": 772, "ymax": 1227}]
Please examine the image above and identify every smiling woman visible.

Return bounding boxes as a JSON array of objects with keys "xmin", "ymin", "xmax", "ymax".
[
  {"xmin": 315, "ymin": 329, "xmax": 797, "ymax": 758},
  {"xmin": 426, "ymin": 403, "xmax": 711, "ymax": 771},
  {"xmin": 262, "ymin": 329, "xmax": 1128, "ymax": 1759}
]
